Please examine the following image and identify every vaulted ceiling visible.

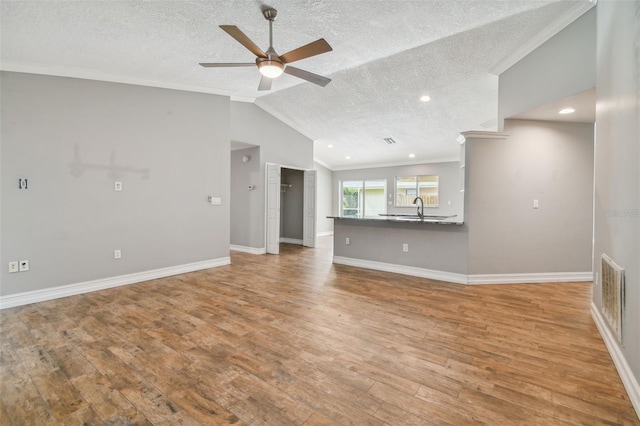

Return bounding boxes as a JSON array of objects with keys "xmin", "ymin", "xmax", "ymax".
[{"xmin": 1, "ymin": 0, "xmax": 590, "ymax": 169}]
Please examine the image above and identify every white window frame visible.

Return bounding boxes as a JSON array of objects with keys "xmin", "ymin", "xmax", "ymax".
[
  {"xmin": 340, "ymin": 179, "xmax": 387, "ymax": 218},
  {"xmin": 395, "ymin": 175, "xmax": 439, "ymax": 208}
]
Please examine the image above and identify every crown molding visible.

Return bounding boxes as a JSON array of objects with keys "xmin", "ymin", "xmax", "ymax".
[
  {"xmin": 313, "ymin": 157, "xmax": 333, "ymax": 170},
  {"xmin": 253, "ymin": 100, "xmax": 318, "ymax": 141},
  {"xmin": 490, "ymin": 0, "xmax": 597, "ymax": 76},
  {"xmin": 330, "ymin": 157, "xmax": 460, "ymax": 172},
  {"xmin": 459, "ymin": 130, "xmax": 511, "ymax": 141},
  {"xmin": 0, "ymin": 61, "xmax": 243, "ymax": 98}
]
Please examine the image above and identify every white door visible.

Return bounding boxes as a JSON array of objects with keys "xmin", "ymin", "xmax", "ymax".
[
  {"xmin": 303, "ymin": 170, "xmax": 317, "ymax": 248},
  {"xmin": 266, "ymin": 163, "xmax": 281, "ymax": 254}
]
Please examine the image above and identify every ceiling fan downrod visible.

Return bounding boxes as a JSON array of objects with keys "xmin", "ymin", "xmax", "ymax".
[
  {"xmin": 263, "ymin": 8, "xmax": 277, "ymax": 50},
  {"xmin": 258, "ymin": 8, "xmax": 283, "ymax": 78}
]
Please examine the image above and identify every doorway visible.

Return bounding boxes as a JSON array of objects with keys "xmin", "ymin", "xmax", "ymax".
[
  {"xmin": 280, "ymin": 168, "xmax": 304, "ymax": 245},
  {"xmin": 266, "ymin": 163, "xmax": 316, "ymax": 254}
]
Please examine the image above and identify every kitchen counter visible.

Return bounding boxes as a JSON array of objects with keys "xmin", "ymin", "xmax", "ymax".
[
  {"xmin": 327, "ymin": 214, "xmax": 463, "ymax": 225},
  {"xmin": 328, "ymin": 214, "xmax": 469, "ymax": 283}
]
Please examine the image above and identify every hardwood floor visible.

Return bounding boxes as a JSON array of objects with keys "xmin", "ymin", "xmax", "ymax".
[{"xmin": 1, "ymin": 236, "xmax": 638, "ymax": 425}]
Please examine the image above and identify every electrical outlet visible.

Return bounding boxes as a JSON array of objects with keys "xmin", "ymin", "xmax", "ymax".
[
  {"xmin": 402, "ymin": 243, "xmax": 409, "ymax": 252},
  {"xmin": 8, "ymin": 261, "xmax": 19, "ymax": 273},
  {"xmin": 114, "ymin": 181, "xmax": 122, "ymax": 191},
  {"xmin": 114, "ymin": 249, "xmax": 122, "ymax": 259},
  {"xmin": 345, "ymin": 237, "xmax": 350, "ymax": 245},
  {"xmin": 19, "ymin": 260, "xmax": 29, "ymax": 272},
  {"xmin": 533, "ymin": 199, "xmax": 539, "ymax": 209}
]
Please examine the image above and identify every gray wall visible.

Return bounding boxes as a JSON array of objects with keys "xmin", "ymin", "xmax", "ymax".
[
  {"xmin": 1, "ymin": 72, "xmax": 230, "ymax": 296},
  {"xmin": 333, "ymin": 220, "xmax": 469, "ymax": 275},
  {"xmin": 314, "ymin": 161, "xmax": 334, "ymax": 235},
  {"xmin": 231, "ymin": 102, "xmax": 313, "ymax": 170},
  {"xmin": 280, "ymin": 168, "xmax": 304, "ymax": 240},
  {"xmin": 230, "ymin": 102, "xmax": 314, "ymax": 250},
  {"xmin": 465, "ymin": 119, "xmax": 594, "ymax": 275},
  {"xmin": 498, "ymin": 8, "xmax": 596, "ymax": 129},
  {"xmin": 230, "ymin": 147, "xmax": 261, "ymax": 248},
  {"xmin": 332, "ymin": 162, "xmax": 463, "ymax": 218},
  {"xmin": 593, "ymin": 0, "xmax": 640, "ymax": 393}
]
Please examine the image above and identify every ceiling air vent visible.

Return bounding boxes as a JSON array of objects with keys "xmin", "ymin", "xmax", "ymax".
[{"xmin": 383, "ymin": 137, "xmax": 397, "ymax": 145}]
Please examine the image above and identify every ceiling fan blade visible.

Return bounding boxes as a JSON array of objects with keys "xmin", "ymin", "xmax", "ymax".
[
  {"xmin": 279, "ymin": 38, "xmax": 332, "ymax": 64},
  {"xmin": 220, "ymin": 25, "xmax": 267, "ymax": 58},
  {"xmin": 284, "ymin": 66, "xmax": 331, "ymax": 87},
  {"xmin": 199, "ymin": 62, "xmax": 255, "ymax": 67},
  {"xmin": 258, "ymin": 75, "xmax": 273, "ymax": 91}
]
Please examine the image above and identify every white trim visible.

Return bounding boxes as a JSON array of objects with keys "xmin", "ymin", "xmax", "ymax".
[
  {"xmin": 460, "ymin": 130, "xmax": 511, "ymax": 140},
  {"xmin": 313, "ymin": 158, "xmax": 333, "ymax": 171},
  {"xmin": 0, "ymin": 257, "xmax": 230, "ymax": 310},
  {"xmin": 331, "ymin": 257, "xmax": 592, "ymax": 286},
  {"xmin": 255, "ymin": 102, "xmax": 318, "ymax": 141},
  {"xmin": 331, "ymin": 157, "xmax": 460, "ymax": 172},
  {"xmin": 229, "ymin": 245, "xmax": 266, "ymax": 255},
  {"xmin": 467, "ymin": 271, "xmax": 593, "ymax": 285},
  {"xmin": 490, "ymin": 1, "xmax": 597, "ymax": 76},
  {"xmin": 1, "ymin": 62, "xmax": 244, "ymax": 98},
  {"xmin": 280, "ymin": 238, "xmax": 303, "ymax": 245},
  {"xmin": 317, "ymin": 231, "xmax": 334, "ymax": 237},
  {"xmin": 332, "ymin": 256, "xmax": 468, "ymax": 285},
  {"xmin": 591, "ymin": 303, "xmax": 640, "ymax": 420}
]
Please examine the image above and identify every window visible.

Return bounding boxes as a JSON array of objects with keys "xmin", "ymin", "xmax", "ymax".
[
  {"xmin": 341, "ymin": 179, "xmax": 386, "ymax": 218},
  {"xmin": 395, "ymin": 175, "xmax": 439, "ymax": 207}
]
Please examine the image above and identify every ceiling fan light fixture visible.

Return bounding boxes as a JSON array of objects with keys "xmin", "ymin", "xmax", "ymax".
[{"xmin": 258, "ymin": 60, "xmax": 284, "ymax": 78}]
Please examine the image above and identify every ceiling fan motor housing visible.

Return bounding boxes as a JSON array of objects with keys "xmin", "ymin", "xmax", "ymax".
[{"xmin": 262, "ymin": 8, "xmax": 278, "ymax": 21}]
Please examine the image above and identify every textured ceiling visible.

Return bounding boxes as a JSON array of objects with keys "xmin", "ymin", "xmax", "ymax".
[{"xmin": 1, "ymin": 0, "xmax": 588, "ymax": 169}]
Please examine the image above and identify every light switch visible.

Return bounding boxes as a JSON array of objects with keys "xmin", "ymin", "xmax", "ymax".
[
  {"xmin": 114, "ymin": 182, "xmax": 123, "ymax": 191},
  {"xmin": 533, "ymin": 199, "xmax": 539, "ymax": 209}
]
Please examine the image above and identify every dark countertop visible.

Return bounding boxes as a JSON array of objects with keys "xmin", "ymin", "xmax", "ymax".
[{"xmin": 327, "ymin": 214, "xmax": 463, "ymax": 225}]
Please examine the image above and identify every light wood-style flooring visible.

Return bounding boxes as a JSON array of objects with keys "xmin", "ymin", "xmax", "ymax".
[{"xmin": 1, "ymin": 237, "xmax": 638, "ymax": 425}]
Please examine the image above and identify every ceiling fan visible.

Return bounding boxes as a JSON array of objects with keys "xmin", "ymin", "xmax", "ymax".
[{"xmin": 199, "ymin": 8, "xmax": 333, "ymax": 91}]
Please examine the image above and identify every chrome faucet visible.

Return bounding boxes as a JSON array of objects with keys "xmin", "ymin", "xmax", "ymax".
[{"xmin": 413, "ymin": 196, "xmax": 424, "ymax": 218}]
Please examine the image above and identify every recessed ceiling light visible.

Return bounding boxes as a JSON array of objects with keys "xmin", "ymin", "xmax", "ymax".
[
  {"xmin": 559, "ymin": 108, "xmax": 575, "ymax": 114},
  {"xmin": 420, "ymin": 95, "xmax": 431, "ymax": 102},
  {"xmin": 327, "ymin": 144, "xmax": 333, "ymax": 148},
  {"xmin": 409, "ymin": 153, "xmax": 415, "ymax": 158},
  {"xmin": 345, "ymin": 156, "xmax": 351, "ymax": 160}
]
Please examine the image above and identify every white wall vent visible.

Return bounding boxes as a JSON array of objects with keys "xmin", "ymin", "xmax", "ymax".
[{"xmin": 601, "ymin": 254, "xmax": 624, "ymax": 343}]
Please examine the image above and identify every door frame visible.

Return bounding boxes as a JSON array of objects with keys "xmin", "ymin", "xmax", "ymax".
[{"xmin": 265, "ymin": 163, "xmax": 317, "ymax": 253}]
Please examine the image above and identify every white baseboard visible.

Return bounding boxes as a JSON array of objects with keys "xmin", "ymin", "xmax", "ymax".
[
  {"xmin": 332, "ymin": 256, "xmax": 468, "ymax": 284},
  {"xmin": 332, "ymin": 257, "xmax": 592, "ymax": 286},
  {"xmin": 0, "ymin": 257, "xmax": 230, "ymax": 310},
  {"xmin": 467, "ymin": 271, "xmax": 593, "ymax": 285},
  {"xmin": 279, "ymin": 238, "xmax": 303, "ymax": 245},
  {"xmin": 317, "ymin": 231, "xmax": 334, "ymax": 237},
  {"xmin": 591, "ymin": 303, "xmax": 640, "ymax": 420},
  {"xmin": 229, "ymin": 245, "xmax": 266, "ymax": 255}
]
